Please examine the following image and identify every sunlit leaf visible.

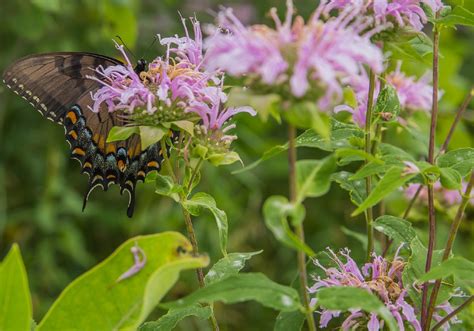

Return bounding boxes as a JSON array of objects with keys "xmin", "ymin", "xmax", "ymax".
[
  {"xmin": 437, "ymin": 6, "xmax": 474, "ymax": 27},
  {"xmin": 205, "ymin": 251, "xmax": 263, "ymax": 285},
  {"xmin": 373, "ymin": 215, "xmax": 417, "ymax": 245},
  {"xmin": 296, "ymin": 155, "xmax": 336, "ymax": 202},
  {"xmin": 154, "ymin": 174, "xmax": 182, "ymax": 202},
  {"xmin": 139, "ymin": 126, "xmax": 166, "ymax": 149},
  {"xmin": 0, "ymin": 244, "xmax": 32, "ymax": 331},
  {"xmin": 331, "ymin": 171, "xmax": 367, "ymax": 206},
  {"xmin": 439, "ymin": 167, "xmax": 462, "ymax": 189},
  {"xmin": 417, "ymin": 257, "xmax": 474, "ymax": 284},
  {"xmin": 171, "ymin": 120, "xmax": 194, "ymax": 136},
  {"xmin": 38, "ymin": 233, "xmax": 209, "ymax": 331},
  {"xmin": 107, "ymin": 126, "xmax": 139, "ymax": 143},
  {"xmin": 437, "ymin": 148, "xmax": 474, "ymax": 177}
]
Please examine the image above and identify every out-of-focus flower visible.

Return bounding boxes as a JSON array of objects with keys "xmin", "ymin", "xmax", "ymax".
[
  {"xmin": 335, "ymin": 62, "xmax": 435, "ymax": 127},
  {"xmin": 326, "ymin": 0, "xmax": 444, "ymax": 31},
  {"xmin": 204, "ymin": 0, "xmax": 384, "ymax": 109},
  {"xmin": 405, "ymin": 182, "xmax": 474, "ymax": 206},
  {"xmin": 310, "ymin": 247, "xmax": 460, "ymax": 330}
]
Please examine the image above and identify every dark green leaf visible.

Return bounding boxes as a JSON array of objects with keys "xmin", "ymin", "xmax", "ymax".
[
  {"xmin": 316, "ymin": 287, "xmax": 398, "ymax": 331},
  {"xmin": 204, "ymin": 251, "xmax": 263, "ymax": 285},
  {"xmin": 437, "ymin": 148, "xmax": 474, "ymax": 177},
  {"xmin": 331, "ymin": 171, "xmax": 367, "ymax": 206},
  {"xmin": 296, "ymin": 155, "xmax": 336, "ymax": 202},
  {"xmin": 164, "ymin": 273, "xmax": 302, "ymax": 312},
  {"xmin": 139, "ymin": 305, "xmax": 212, "ymax": 331},
  {"xmin": 263, "ymin": 196, "xmax": 314, "ymax": 256},
  {"xmin": 417, "ymin": 257, "xmax": 474, "ymax": 283},
  {"xmin": 373, "ymin": 215, "xmax": 417, "ymax": 245},
  {"xmin": 274, "ymin": 311, "xmax": 305, "ymax": 331}
]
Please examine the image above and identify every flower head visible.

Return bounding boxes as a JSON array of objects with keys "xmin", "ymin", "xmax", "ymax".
[{"xmin": 310, "ymin": 247, "xmax": 459, "ymax": 330}]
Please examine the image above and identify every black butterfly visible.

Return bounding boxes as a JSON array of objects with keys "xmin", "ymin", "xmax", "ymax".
[{"xmin": 2, "ymin": 53, "xmax": 164, "ymax": 217}]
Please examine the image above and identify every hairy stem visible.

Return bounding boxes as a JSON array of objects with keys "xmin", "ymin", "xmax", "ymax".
[
  {"xmin": 421, "ymin": 20, "xmax": 440, "ymax": 329},
  {"xmin": 424, "ymin": 172, "xmax": 474, "ymax": 329},
  {"xmin": 161, "ymin": 139, "xmax": 220, "ymax": 331},
  {"xmin": 288, "ymin": 124, "xmax": 317, "ymax": 331},
  {"xmin": 364, "ymin": 69, "xmax": 376, "ymax": 260},
  {"xmin": 431, "ymin": 296, "xmax": 473, "ymax": 331}
]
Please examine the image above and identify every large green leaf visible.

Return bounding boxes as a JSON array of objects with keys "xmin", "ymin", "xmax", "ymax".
[
  {"xmin": 352, "ymin": 167, "xmax": 417, "ymax": 216},
  {"xmin": 154, "ymin": 174, "xmax": 183, "ymax": 202},
  {"xmin": 373, "ymin": 85, "xmax": 400, "ymax": 123},
  {"xmin": 106, "ymin": 126, "xmax": 139, "ymax": 143},
  {"xmin": 439, "ymin": 167, "xmax": 462, "ymax": 190},
  {"xmin": 38, "ymin": 232, "xmax": 209, "ymax": 331},
  {"xmin": 296, "ymin": 155, "xmax": 336, "ymax": 202},
  {"xmin": 437, "ymin": 148, "xmax": 474, "ymax": 177},
  {"xmin": 316, "ymin": 287, "xmax": 398, "ymax": 331},
  {"xmin": 164, "ymin": 273, "xmax": 302, "ymax": 312},
  {"xmin": 373, "ymin": 215, "xmax": 417, "ymax": 245},
  {"xmin": 331, "ymin": 171, "xmax": 367, "ymax": 206},
  {"xmin": 139, "ymin": 305, "xmax": 212, "ymax": 331},
  {"xmin": 139, "ymin": 126, "xmax": 166, "ymax": 149},
  {"xmin": 263, "ymin": 196, "xmax": 315, "ymax": 257},
  {"xmin": 274, "ymin": 311, "xmax": 305, "ymax": 331},
  {"xmin": 182, "ymin": 192, "xmax": 228, "ymax": 256},
  {"xmin": 0, "ymin": 244, "xmax": 32, "ymax": 331},
  {"xmin": 417, "ymin": 257, "xmax": 474, "ymax": 283},
  {"xmin": 437, "ymin": 6, "xmax": 474, "ymax": 27},
  {"xmin": 204, "ymin": 251, "xmax": 262, "ymax": 285}
]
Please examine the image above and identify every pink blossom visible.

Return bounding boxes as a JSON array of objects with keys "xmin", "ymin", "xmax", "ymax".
[
  {"xmin": 310, "ymin": 247, "xmax": 459, "ymax": 330},
  {"xmin": 406, "ymin": 182, "xmax": 474, "ymax": 206}
]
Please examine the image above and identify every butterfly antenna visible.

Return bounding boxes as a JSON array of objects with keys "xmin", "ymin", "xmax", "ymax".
[
  {"xmin": 143, "ymin": 35, "xmax": 159, "ymax": 60},
  {"xmin": 115, "ymin": 35, "xmax": 137, "ymax": 62}
]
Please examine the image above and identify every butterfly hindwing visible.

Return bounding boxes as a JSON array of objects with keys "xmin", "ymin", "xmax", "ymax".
[{"xmin": 3, "ymin": 52, "xmax": 166, "ymax": 217}]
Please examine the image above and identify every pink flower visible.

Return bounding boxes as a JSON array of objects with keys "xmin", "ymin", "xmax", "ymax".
[
  {"xmin": 311, "ymin": 247, "xmax": 460, "ymax": 330},
  {"xmin": 406, "ymin": 182, "xmax": 474, "ymax": 206},
  {"xmin": 204, "ymin": 0, "xmax": 384, "ymax": 109}
]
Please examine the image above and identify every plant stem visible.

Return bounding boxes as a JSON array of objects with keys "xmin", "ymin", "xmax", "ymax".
[
  {"xmin": 161, "ymin": 139, "xmax": 220, "ymax": 331},
  {"xmin": 364, "ymin": 69, "xmax": 376, "ymax": 260},
  {"xmin": 431, "ymin": 296, "xmax": 474, "ymax": 331},
  {"xmin": 424, "ymin": 171, "xmax": 474, "ymax": 329},
  {"xmin": 288, "ymin": 124, "xmax": 317, "ymax": 331},
  {"xmin": 421, "ymin": 19, "xmax": 440, "ymax": 329},
  {"xmin": 187, "ymin": 158, "xmax": 203, "ymax": 194}
]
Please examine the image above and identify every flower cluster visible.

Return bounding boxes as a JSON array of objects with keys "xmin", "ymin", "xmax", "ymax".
[
  {"xmin": 204, "ymin": 0, "xmax": 384, "ymax": 109},
  {"xmin": 335, "ymin": 62, "xmax": 434, "ymax": 127},
  {"xmin": 87, "ymin": 18, "xmax": 255, "ymax": 148},
  {"xmin": 326, "ymin": 0, "xmax": 444, "ymax": 31},
  {"xmin": 310, "ymin": 248, "xmax": 460, "ymax": 330}
]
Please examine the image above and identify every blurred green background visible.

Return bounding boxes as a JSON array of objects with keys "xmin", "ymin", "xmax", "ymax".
[{"xmin": 0, "ymin": 0, "xmax": 473, "ymax": 329}]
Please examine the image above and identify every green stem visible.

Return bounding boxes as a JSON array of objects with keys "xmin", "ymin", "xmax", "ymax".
[
  {"xmin": 421, "ymin": 17, "xmax": 440, "ymax": 329},
  {"xmin": 160, "ymin": 139, "xmax": 220, "ymax": 331},
  {"xmin": 288, "ymin": 124, "xmax": 317, "ymax": 331},
  {"xmin": 187, "ymin": 158, "xmax": 203, "ymax": 195},
  {"xmin": 424, "ymin": 172, "xmax": 474, "ymax": 329},
  {"xmin": 364, "ymin": 69, "xmax": 376, "ymax": 260}
]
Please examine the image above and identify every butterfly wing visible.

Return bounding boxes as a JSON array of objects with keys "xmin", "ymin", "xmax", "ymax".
[{"xmin": 3, "ymin": 53, "xmax": 165, "ymax": 217}]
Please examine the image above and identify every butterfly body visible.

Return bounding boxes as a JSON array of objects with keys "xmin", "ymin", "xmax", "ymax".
[{"xmin": 3, "ymin": 52, "xmax": 164, "ymax": 217}]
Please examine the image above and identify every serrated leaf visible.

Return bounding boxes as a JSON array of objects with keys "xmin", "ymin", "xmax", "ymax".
[
  {"xmin": 0, "ymin": 244, "xmax": 32, "ymax": 331},
  {"xmin": 154, "ymin": 174, "xmax": 182, "ymax": 202},
  {"xmin": 139, "ymin": 126, "xmax": 166, "ymax": 149},
  {"xmin": 204, "ymin": 251, "xmax": 262, "ymax": 285},
  {"xmin": 439, "ymin": 167, "xmax": 462, "ymax": 189},
  {"xmin": 296, "ymin": 155, "xmax": 336, "ymax": 202},
  {"xmin": 316, "ymin": 287, "xmax": 398, "ymax": 331},
  {"xmin": 352, "ymin": 167, "xmax": 417, "ymax": 216},
  {"xmin": 182, "ymin": 193, "xmax": 228, "ymax": 256},
  {"xmin": 139, "ymin": 305, "xmax": 212, "ymax": 331},
  {"xmin": 373, "ymin": 85, "xmax": 400, "ymax": 122},
  {"xmin": 417, "ymin": 257, "xmax": 474, "ymax": 284},
  {"xmin": 331, "ymin": 171, "xmax": 367, "ymax": 206},
  {"xmin": 38, "ymin": 233, "xmax": 209, "ymax": 331},
  {"xmin": 107, "ymin": 126, "xmax": 139, "ymax": 143},
  {"xmin": 263, "ymin": 196, "xmax": 314, "ymax": 257},
  {"xmin": 274, "ymin": 311, "xmax": 305, "ymax": 331},
  {"xmin": 164, "ymin": 273, "xmax": 302, "ymax": 312},
  {"xmin": 437, "ymin": 148, "xmax": 474, "ymax": 177},
  {"xmin": 373, "ymin": 215, "xmax": 417, "ymax": 245}
]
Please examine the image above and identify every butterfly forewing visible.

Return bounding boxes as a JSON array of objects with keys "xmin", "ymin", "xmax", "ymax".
[{"xmin": 3, "ymin": 52, "xmax": 166, "ymax": 217}]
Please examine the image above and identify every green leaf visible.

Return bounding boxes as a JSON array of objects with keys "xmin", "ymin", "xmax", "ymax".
[
  {"xmin": 38, "ymin": 233, "xmax": 209, "ymax": 331},
  {"xmin": 31, "ymin": 0, "xmax": 60, "ymax": 12},
  {"xmin": 170, "ymin": 120, "xmax": 194, "ymax": 136},
  {"xmin": 350, "ymin": 162, "xmax": 389, "ymax": 180},
  {"xmin": 284, "ymin": 102, "xmax": 331, "ymax": 139},
  {"xmin": 208, "ymin": 151, "xmax": 242, "ymax": 167},
  {"xmin": 107, "ymin": 126, "xmax": 139, "ymax": 143},
  {"xmin": 0, "ymin": 244, "xmax": 32, "ymax": 331},
  {"xmin": 232, "ymin": 119, "xmax": 363, "ymax": 174},
  {"xmin": 139, "ymin": 305, "xmax": 212, "ymax": 331},
  {"xmin": 373, "ymin": 215, "xmax": 417, "ymax": 245},
  {"xmin": 417, "ymin": 257, "xmax": 474, "ymax": 283},
  {"xmin": 437, "ymin": 6, "xmax": 474, "ymax": 27},
  {"xmin": 165, "ymin": 273, "xmax": 302, "ymax": 312},
  {"xmin": 331, "ymin": 171, "xmax": 367, "ymax": 206},
  {"xmin": 379, "ymin": 143, "xmax": 416, "ymax": 164},
  {"xmin": 263, "ymin": 196, "xmax": 315, "ymax": 257},
  {"xmin": 182, "ymin": 192, "xmax": 228, "ymax": 256},
  {"xmin": 139, "ymin": 126, "xmax": 166, "ymax": 149},
  {"xmin": 154, "ymin": 174, "xmax": 182, "ymax": 202},
  {"xmin": 402, "ymin": 238, "xmax": 451, "ymax": 307},
  {"xmin": 204, "ymin": 251, "xmax": 263, "ymax": 285},
  {"xmin": 316, "ymin": 287, "xmax": 398, "ymax": 331},
  {"xmin": 296, "ymin": 155, "xmax": 336, "ymax": 202},
  {"xmin": 373, "ymin": 85, "xmax": 401, "ymax": 122},
  {"xmin": 183, "ymin": 166, "xmax": 201, "ymax": 193},
  {"xmin": 437, "ymin": 148, "xmax": 474, "ymax": 177},
  {"xmin": 439, "ymin": 167, "xmax": 462, "ymax": 189},
  {"xmin": 274, "ymin": 311, "xmax": 305, "ymax": 331},
  {"xmin": 352, "ymin": 167, "xmax": 417, "ymax": 216},
  {"xmin": 336, "ymin": 148, "xmax": 381, "ymax": 165}
]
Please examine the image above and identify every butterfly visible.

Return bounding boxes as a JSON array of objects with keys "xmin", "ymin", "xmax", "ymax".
[{"xmin": 2, "ymin": 53, "xmax": 165, "ymax": 217}]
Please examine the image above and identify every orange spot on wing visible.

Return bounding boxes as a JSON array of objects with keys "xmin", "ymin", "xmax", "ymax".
[
  {"xmin": 106, "ymin": 144, "xmax": 116, "ymax": 154},
  {"xmin": 117, "ymin": 160, "xmax": 126, "ymax": 172},
  {"xmin": 66, "ymin": 111, "xmax": 77, "ymax": 124},
  {"xmin": 72, "ymin": 147, "xmax": 85, "ymax": 156},
  {"xmin": 147, "ymin": 161, "xmax": 159, "ymax": 169},
  {"xmin": 83, "ymin": 161, "xmax": 92, "ymax": 169},
  {"xmin": 68, "ymin": 130, "xmax": 78, "ymax": 140}
]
